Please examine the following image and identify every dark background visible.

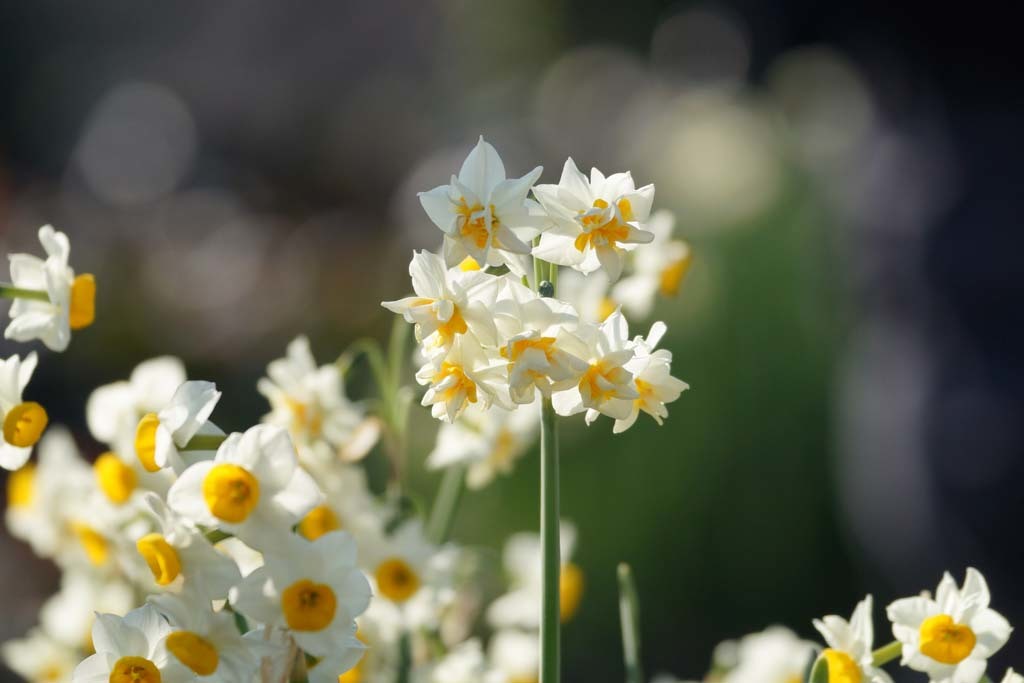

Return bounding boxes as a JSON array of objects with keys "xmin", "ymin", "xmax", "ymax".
[{"xmin": 1, "ymin": 1, "xmax": 1022, "ymax": 680}]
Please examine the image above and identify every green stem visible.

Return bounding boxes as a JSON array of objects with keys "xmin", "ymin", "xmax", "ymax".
[
  {"xmin": 203, "ymin": 528, "xmax": 232, "ymax": 544},
  {"xmin": 181, "ymin": 433, "xmax": 227, "ymax": 451},
  {"xmin": 548, "ymin": 260, "xmax": 558, "ymax": 288},
  {"xmin": 427, "ymin": 464, "xmax": 467, "ymax": 544},
  {"xmin": 617, "ymin": 563, "xmax": 644, "ymax": 683},
  {"xmin": 539, "ymin": 396, "xmax": 561, "ymax": 683},
  {"xmin": 0, "ymin": 284, "xmax": 49, "ymax": 302},
  {"xmin": 395, "ymin": 631, "xmax": 411, "ymax": 683},
  {"xmin": 871, "ymin": 640, "xmax": 902, "ymax": 667}
]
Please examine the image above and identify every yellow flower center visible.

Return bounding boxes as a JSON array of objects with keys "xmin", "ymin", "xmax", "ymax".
[
  {"xmin": 574, "ymin": 199, "xmax": 632, "ymax": 252},
  {"xmin": 598, "ymin": 297, "xmax": 617, "ymax": 322},
  {"xmin": 94, "ymin": 452, "xmax": 137, "ymax": 505},
  {"xmin": 299, "ymin": 505, "xmax": 342, "ymax": 541},
  {"xmin": 432, "ymin": 362, "xmax": 478, "ymax": 405},
  {"xmin": 822, "ymin": 649, "xmax": 862, "ymax": 683},
  {"xmin": 285, "ymin": 398, "xmax": 323, "ymax": 438},
  {"xmin": 458, "ymin": 256, "xmax": 481, "ymax": 271},
  {"xmin": 579, "ymin": 361, "xmax": 623, "ymax": 405},
  {"xmin": 69, "ymin": 273, "xmax": 96, "ymax": 330},
  {"xmin": 134, "ymin": 413, "xmax": 161, "ymax": 472},
  {"xmin": 3, "ymin": 401, "xmax": 48, "ymax": 448},
  {"xmin": 659, "ymin": 253, "xmax": 692, "ymax": 297},
  {"xmin": 281, "ymin": 579, "xmax": 337, "ymax": 631},
  {"xmin": 375, "ymin": 557, "xmax": 421, "ymax": 603},
  {"xmin": 38, "ymin": 664, "xmax": 67, "ymax": 683},
  {"xmin": 919, "ymin": 614, "xmax": 976, "ymax": 665},
  {"xmin": 435, "ymin": 306, "xmax": 468, "ymax": 346},
  {"xmin": 7, "ymin": 464, "xmax": 35, "ymax": 508},
  {"xmin": 202, "ymin": 464, "xmax": 260, "ymax": 523},
  {"xmin": 109, "ymin": 657, "xmax": 160, "ymax": 683},
  {"xmin": 456, "ymin": 200, "xmax": 499, "ymax": 249},
  {"xmin": 165, "ymin": 631, "xmax": 219, "ymax": 676},
  {"xmin": 71, "ymin": 522, "xmax": 108, "ymax": 566},
  {"xmin": 559, "ymin": 562, "xmax": 584, "ymax": 622},
  {"xmin": 500, "ymin": 336, "xmax": 557, "ymax": 363},
  {"xmin": 136, "ymin": 533, "xmax": 182, "ymax": 585}
]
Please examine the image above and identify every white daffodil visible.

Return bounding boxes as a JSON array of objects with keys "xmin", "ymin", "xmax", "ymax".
[
  {"xmin": 416, "ymin": 338, "xmax": 511, "ymax": 423},
  {"xmin": 0, "ymin": 352, "xmax": 48, "ymax": 470},
  {"xmin": 136, "ymin": 493, "xmax": 241, "ymax": 598},
  {"xmin": 415, "ymin": 639, "xmax": 487, "ymax": 683},
  {"xmin": 427, "ymin": 401, "xmax": 538, "ymax": 490},
  {"xmin": 361, "ymin": 519, "xmax": 440, "ymax": 609},
  {"xmin": 611, "ymin": 210, "xmax": 692, "ymax": 318},
  {"xmin": 39, "ymin": 571, "xmax": 134, "ymax": 652},
  {"xmin": 886, "ymin": 567, "xmax": 1011, "ymax": 683},
  {"xmin": 418, "ymin": 137, "xmax": 543, "ymax": 274},
  {"xmin": 721, "ymin": 626, "xmax": 816, "ymax": 683},
  {"xmin": 134, "ymin": 380, "xmax": 224, "ymax": 475},
  {"xmin": 149, "ymin": 588, "xmax": 257, "ymax": 683},
  {"xmin": 614, "ymin": 321, "xmax": 689, "ymax": 433},
  {"xmin": 2, "ymin": 629, "xmax": 79, "ymax": 683},
  {"xmin": 485, "ymin": 629, "xmax": 539, "ymax": 683},
  {"xmin": 5, "ymin": 225, "xmax": 95, "ymax": 352},
  {"xmin": 230, "ymin": 531, "xmax": 371, "ymax": 657},
  {"xmin": 167, "ymin": 424, "xmax": 322, "ymax": 547},
  {"xmin": 295, "ymin": 463, "xmax": 385, "ymax": 545},
  {"xmin": 556, "ymin": 269, "xmax": 614, "ymax": 324},
  {"xmin": 551, "ymin": 312, "xmax": 639, "ymax": 425},
  {"xmin": 382, "ymin": 251, "xmax": 501, "ymax": 353},
  {"xmin": 487, "ymin": 522, "xmax": 582, "ymax": 629},
  {"xmin": 813, "ymin": 595, "xmax": 893, "ymax": 683},
  {"xmin": 258, "ymin": 335, "xmax": 376, "ymax": 461},
  {"xmin": 533, "ymin": 159, "xmax": 655, "ymax": 281},
  {"xmin": 71, "ymin": 605, "xmax": 189, "ymax": 683}
]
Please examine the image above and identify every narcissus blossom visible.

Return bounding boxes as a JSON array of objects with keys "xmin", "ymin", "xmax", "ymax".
[
  {"xmin": 614, "ymin": 322, "xmax": 689, "ymax": 433},
  {"xmin": 71, "ymin": 605, "xmax": 190, "ymax": 683},
  {"xmin": 133, "ymin": 380, "xmax": 224, "ymax": 475},
  {"xmin": 813, "ymin": 595, "xmax": 893, "ymax": 683},
  {"xmin": 720, "ymin": 626, "xmax": 815, "ymax": 683},
  {"xmin": 611, "ymin": 210, "xmax": 692, "ymax": 318},
  {"xmin": 427, "ymin": 402, "xmax": 538, "ymax": 489},
  {"xmin": 1, "ymin": 352, "xmax": 48, "ymax": 470},
  {"xmin": 416, "ymin": 338, "xmax": 511, "ymax": 423}
]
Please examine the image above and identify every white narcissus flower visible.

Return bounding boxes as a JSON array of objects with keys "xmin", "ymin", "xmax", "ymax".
[
  {"xmin": 886, "ymin": 567, "xmax": 1011, "ymax": 683},
  {"xmin": 614, "ymin": 321, "xmax": 689, "ymax": 433},
  {"xmin": 533, "ymin": 159, "xmax": 655, "ymax": 281},
  {"xmin": 361, "ymin": 519, "xmax": 439, "ymax": 609},
  {"xmin": 5, "ymin": 225, "xmax": 95, "ymax": 352},
  {"xmin": 721, "ymin": 626, "xmax": 815, "ymax": 683},
  {"xmin": 167, "ymin": 424, "xmax": 322, "ymax": 547},
  {"xmin": 0, "ymin": 352, "xmax": 48, "ymax": 470},
  {"xmin": 295, "ymin": 463, "xmax": 385, "ymax": 546},
  {"xmin": 813, "ymin": 595, "xmax": 893, "ymax": 683},
  {"xmin": 72, "ymin": 605, "xmax": 188, "ymax": 683},
  {"xmin": 418, "ymin": 137, "xmax": 543, "ymax": 274},
  {"xmin": 382, "ymin": 251, "xmax": 500, "ymax": 354},
  {"xmin": 485, "ymin": 629, "xmax": 539, "ymax": 683},
  {"xmin": 305, "ymin": 625, "xmax": 365, "ymax": 683},
  {"xmin": 231, "ymin": 531, "xmax": 371, "ymax": 657},
  {"xmin": 40, "ymin": 571, "xmax": 134, "ymax": 652},
  {"xmin": 611, "ymin": 210, "xmax": 693, "ymax": 318},
  {"xmin": 2, "ymin": 628, "xmax": 79, "ymax": 683},
  {"xmin": 134, "ymin": 380, "xmax": 225, "ymax": 475},
  {"xmin": 414, "ymin": 639, "xmax": 486, "ymax": 683},
  {"xmin": 415, "ymin": 338, "xmax": 511, "ymax": 423},
  {"xmin": 149, "ymin": 588, "xmax": 257, "ymax": 683}
]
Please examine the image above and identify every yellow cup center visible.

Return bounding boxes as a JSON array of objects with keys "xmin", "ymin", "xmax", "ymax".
[
  {"xmin": 822, "ymin": 649, "xmax": 862, "ymax": 683},
  {"xmin": 559, "ymin": 562, "xmax": 585, "ymax": 622},
  {"xmin": 166, "ymin": 631, "xmax": 219, "ymax": 676},
  {"xmin": 134, "ymin": 413, "xmax": 161, "ymax": 472},
  {"xmin": 375, "ymin": 557, "xmax": 420, "ymax": 604},
  {"xmin": 659, "ymin": 254, "xmax": 692, "ymax": 297},
  {"xmin": 69, "ymin": 273, "xmax": 96, "ymax": 330},
  {"xmin": 136, "ymin": 533, "xmax": 182, "ymax": 585},
  {"xmin": 919, "ymin": 614, "xmax": 976, "ymax": 665},
  {"xmin": 202, "ymin": 464, "xmax": 260, "ymax": 523},
  {"xmin": 432, "ymin": 362, "xmax": 478, "ymax": 405},
  {"xmin": 298, "ymin": 505, "xmax": 341, "ymax": 541},
  {"xmin": 7, "ymin": 464, "xmax": 36, "ymax": 508},
  {"xmin": 281, "ymin": 579, "xmax": 337, "ymax": 631},
  {"xmin": 94, "ymin": 452, "xmax": 137, "ymax": 505},
  {"xmin": 109, "ymin": 656, "xmax": 161, "ymax": 683},
  {"xmin": 3, "ymin": 401, "xmax": 48, "ymax": 448},
  {"xmin": 72, "ymin": 522, "xmax": 108, "ymax": 566}
]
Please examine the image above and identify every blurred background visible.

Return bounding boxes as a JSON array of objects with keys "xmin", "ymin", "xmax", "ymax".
[{"xmin": 1, "ymin": 0, "xmax": 1022, "ymax": 680}]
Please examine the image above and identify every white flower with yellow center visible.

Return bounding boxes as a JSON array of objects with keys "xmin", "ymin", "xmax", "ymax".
[
  {"xmin": 611, "ymin": 210, "xmax": 693, "ymax": 318},
  {"xmin": 71, "ymin": 605, "xmax": 189, "ymax": 683},
  {"xmin": 296, "ymin": 463, "xmax": 385, "ymax": 546},
  {"xmin": 418, "ymin": 137, "xmax": 543, "ymax": 274},
  {"xmin": 5, "ymin": 225, "xmax": 96, "ymax": 352},
  {"xmin": 720, "ymin": 626, "xmax": 815, "ymax": 683},
  {"xmin": 886, "ymin": 568, "xmax": 1011, "ymax": 683},
  {"xmin": 532, "ymin": 159, "xmax": 655, "ymax": 281},
  {"xmin": 230, "ymin": 531, "xmax": 371, "ymax": 657},
  {"xmin": 361, "ymin": 519, "xmax": 441, "ymax": 610},
  {"xmin": 149, "ymin": 588, "xmax": 257, "ymax": 683},
  {"xmin": 427, "ymin": 401, "xmax": 538, "ymax": 490},
  {"xmin": 485, "ymin": 629, "xmax": 539, "ymax": 683},
  {"xmin": 136, "ymin": 493, "xmax": 242, "ymax": 598},
  {"xmin": 813, "ymin": 595, "xmax": 893, "ymax": 683},
  {"xmin": 40, "ymin": 571, "xmax": 134, "ymax": 652},
  {"xmin": 382, "ymin": 251, "xmax": 500, "ymax": 353},
  {"xmin": 551, "ymin": 312, "xmax": 638, "ymax": 425},
  {"xmin": 134, "ymin": 380, "xmax": 225, "ymax": 475},
  {"xmin": 2, "ymin": 628, "xmax": 78, "ymax": 683},
  {"xmin": 304, "ymin": 623, "xmax": 365, "ymax": 683},
  {"xmin": 167, "ymin": 424, "xmax": 321, "ymax": 547},
  {"xmin": 0, "ymin": 352, "xmax": 48, "ymax": 470},
  {"xmin": 613, "ymin": 322, "xmax": 689, "ymax": 434},
  {"xmin": 487, "ymin": 522, "xmax": 583, "ymax": 629},
  {"xmin": 415, "ymin": 338, "xmax": 511, "ymax": 423}
]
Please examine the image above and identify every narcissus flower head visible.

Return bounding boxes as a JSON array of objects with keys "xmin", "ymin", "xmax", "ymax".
[
  {"xmin": 0, "ymin": 352, "xmax": 48, "ymax": 470},
  {"xmin": 813, "ymin": 595, "xmax": 893, "ymax": 683},
  {"xmin": 71, "ymin": 604, "xmax": 190, "ymax": 683}
]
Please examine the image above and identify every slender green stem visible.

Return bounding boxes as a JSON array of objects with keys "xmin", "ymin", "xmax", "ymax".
[
  {"xmin": 617, "ymin": 563, "xmax": 644, "ymax": 683},
  {"xmin": 203, "ymin": 528, "xmax": 232, "ymax": 544},
  {"xmin": 427, "ymin": 464, "xmax": 467, "ymax": 544},
  {"xmin": 548, "ymin": 260, "xmax": 558, "ymax": 288},
  {"xmin": 539, "ymin": 396, "xmax": 561, "ymax": 683},
  {"xmin": 181, "ymin": 433, "xmax": 228, "ymax": 451},
  {"xmin": 0, "ymin": 284, "xmax": 49, "ymax": 302},
  {"xmin": 395, "ymin": 631, "xmax": 411, "ymax": 683},
  {"xmin": 871, "ymin": 640, "xmax": 902, "ymax": 667}
]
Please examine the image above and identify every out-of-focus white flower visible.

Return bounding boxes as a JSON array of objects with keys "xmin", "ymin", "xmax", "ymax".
[
  {"xmin": 2, "ymin": 629, "xmax": 79, "ymax": 683},
  {"xmin": 40, "ymin": 571, "xmax": 134, "ymax": 652},
  {"xmin": 533, "ymin": 159, "xmax": 655, "ymax": 281},
  {"xmin": 427, "ymin": 402, "xmax": 538, "ymax": 490},
  {"xmin": 886, "ymin": 568, "xmax": 1011, "ymax": 683},
  {"xmin": 167, "ymin": 424, "xmax": 321, "ymax": 547},
  {"xmin": 556, "ymin": 269, "xmax": 614, "ymax": 324},
  {"xmin": 614, "ymin": 321, "xmax": 688, "ymax": 433},
  {"xmin": 415, "ymin": 639, "xmax": 487, "ymax": 683},
  {"xmin": 296, "ymin": 463, "xmax": 384, "ymax": 544},
  {"xmin": 1, "ymin": 352, "xmax": 47, "ymax": 470},
  {"xmin": 612, "ymin": 210, "xmax": 692, "ymax": 318},
  {"xmin": 361, "ymin": 520, "xmax": 440, "ymax": 608},
  {"xmin": 306, "ymin": 625, "xmax": 366, "ymax": 683},
  {"xmin": 485, "ymin": 630, "xmax": 539, "ymax": 683},
  {"xmin": 134, "ymin": 380, "xmax": 224, "ymax": 475},
  {"xmin": 721, "ymin": 626, "xmax": 815, "ymax": 683},
  {"xmin": 416, "ymin": 338, "xmax": 511, "ymax": 423},
  {"xmin": 71, "ymin": 605, "xmax": 187, "ymax": 683},
  {"xmin": 813, "ymin": 595, "xmax": 893, "ymax": 683},
  {"xmin": 231, "ymin": 531, "xmax": 371, "ymax": 657},
  {"xmin": 5, "ymin": 225, "xmax": 95, "ymax": 352},
  {"xmin": 418, "ymin": 137, "xmax": 543, "ymax": 274}
]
